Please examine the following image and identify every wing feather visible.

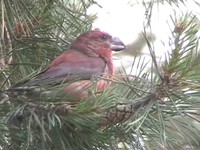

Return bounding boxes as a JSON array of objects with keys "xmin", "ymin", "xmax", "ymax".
[{"xmin": 25, "ymin": 50, "xmax": 106, "ymax": 86}]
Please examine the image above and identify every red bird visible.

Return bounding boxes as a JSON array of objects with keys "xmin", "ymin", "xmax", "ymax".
[{"xmin": 11, "ymin": 29, "xmax": 126, "ymax": 101}]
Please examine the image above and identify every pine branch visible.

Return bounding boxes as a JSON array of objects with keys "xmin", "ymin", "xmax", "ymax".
[{"xmin": 1, "ymin": 0, "xmax": 200, "ymax": 149}]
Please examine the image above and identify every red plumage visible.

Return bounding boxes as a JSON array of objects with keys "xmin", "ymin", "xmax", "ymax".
[{"xmin": 11, "ymin": 29, "xmax": 126, "ymax": 101}]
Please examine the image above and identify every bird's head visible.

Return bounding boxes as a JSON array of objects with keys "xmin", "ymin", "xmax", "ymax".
[{"xmin": 70, "ymin": 29, "xmax": 126, "ymax": 58}]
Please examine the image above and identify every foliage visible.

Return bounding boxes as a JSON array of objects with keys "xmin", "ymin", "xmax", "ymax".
[{"xmin": 1, "ymin": 0, "xmax": 200, "ymax": 150}]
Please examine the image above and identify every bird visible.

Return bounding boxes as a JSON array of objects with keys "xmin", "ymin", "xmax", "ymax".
[{"xmin": 9, "ymin": 29, "xmax": 126, "ymax": 102}]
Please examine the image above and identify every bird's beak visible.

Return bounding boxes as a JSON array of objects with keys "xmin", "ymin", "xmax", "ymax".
[{"xmin": 110, "ymin": 37, "xmax": 126, "ymax": 51}]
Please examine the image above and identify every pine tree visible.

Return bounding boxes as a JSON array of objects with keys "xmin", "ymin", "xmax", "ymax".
[{"xmin": 1, "ymin": 0, "xmax": 200, "ymax": 149}]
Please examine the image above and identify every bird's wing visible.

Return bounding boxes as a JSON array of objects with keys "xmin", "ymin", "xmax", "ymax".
[{"xmin": 24, "ymin": 50, "xmax": 106, "ymax": 86}]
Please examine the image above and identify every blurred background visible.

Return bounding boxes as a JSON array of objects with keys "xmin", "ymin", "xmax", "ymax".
[{"xmin": 88, "ymin": 0, "xmax": 200, "ymax": 75}]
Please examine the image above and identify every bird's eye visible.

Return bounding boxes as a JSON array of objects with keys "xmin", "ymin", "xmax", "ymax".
[{"xmin": 102, "ymin": 35, "xmax": 108, "ymax": 40}]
